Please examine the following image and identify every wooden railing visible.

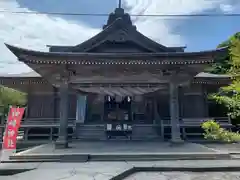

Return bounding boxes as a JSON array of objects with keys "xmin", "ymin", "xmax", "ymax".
[
  {"xmin": 0, "ymin": 116, "xmax": 233, "ymax": 141},
  {"xmin": 21, "ymin": 118, "xmax": 76, "ymax": 127},
  {"xmin": 0, "ymin": 118, "xmax": 76, "ymax": 141},
  {"xmin": 180, "ymin": 117, "xmax": 232, "ymax": 139},
  {"xmin": 158, "ymin": 117, "xmax": 232, "ymax": 139},
  {"xmin": 181, "ymin": 117, "xmax": 232, "ymax": 127},
  {"xmin": 0, "ymin": 117, "xmax": 76, "ymax": 127}
]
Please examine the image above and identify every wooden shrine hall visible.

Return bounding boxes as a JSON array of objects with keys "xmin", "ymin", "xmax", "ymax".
[{"xmin": 0, "ymin": 6, "xmax": 231, "ymax": 148}]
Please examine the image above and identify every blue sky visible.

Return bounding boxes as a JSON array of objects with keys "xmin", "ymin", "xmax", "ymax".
[{"xmin": 0, "ymin": 0, "xmax": 239, "ymax": 73}]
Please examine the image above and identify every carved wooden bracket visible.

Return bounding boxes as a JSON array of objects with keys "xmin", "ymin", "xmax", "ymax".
[
  {"xmin": 55, "ymin": 65, "xmax": 76, "ymax": 83},
  {"xmin": 167, "ymin": 67, "xmax": 193, "ymax": 86}
]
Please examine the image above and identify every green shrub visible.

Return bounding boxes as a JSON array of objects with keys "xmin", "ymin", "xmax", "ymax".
[{"xmin": 201, "ymin": 120, "xmax": 240, "ymax": 143}]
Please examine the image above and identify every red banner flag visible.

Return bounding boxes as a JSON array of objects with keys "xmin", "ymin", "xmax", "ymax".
[{"xmin": 2, "ymin": 107, "xmax": 25, "ymax": 150}]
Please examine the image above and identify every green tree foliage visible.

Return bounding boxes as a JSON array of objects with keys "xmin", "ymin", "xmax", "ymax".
[
  {"xmin": 210, "ymin": 33, "xmax": 240, "ymax": 119},
  {"xmin": 207, "ymin": 32, "xmax": 240, "ymax": 74},
  {"xmin": 0, "ymin": 86, "xmax": 26, "ymax": 117},
  {"xmin": 201, "ymin": 120, "xmax": 240, "ymax": 142}
]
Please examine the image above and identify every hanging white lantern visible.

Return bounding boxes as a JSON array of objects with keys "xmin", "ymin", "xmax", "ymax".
[{"xmin": 108, "ymin": 95, "xmax": 111, "ymax": 102}]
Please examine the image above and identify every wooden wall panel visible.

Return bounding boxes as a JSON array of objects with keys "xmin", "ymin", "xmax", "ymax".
[
  {"xmin": 28, "ymin": 94, "xmax": 55, "ymax": 118},
  {"xmin": 182, "ymin": 84, "xmax": 206, "ymax": 118}
]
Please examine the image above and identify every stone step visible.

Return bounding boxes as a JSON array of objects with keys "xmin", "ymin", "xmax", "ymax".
[
  {"xmin": 78, "ymin": 129, "xmax": 103, "ymax": 131},
  {"xmin": 78, "ymin": 130, "xmax": 104, "ymax": 133},
  {"xmin": 77, "ymin": 134, "xmax": 105, "ymax": 138},
  {"xmin": 76, "ymin": 125, "xmax": 105, "ymax": 139},
  {"xmin": 78, "ymin": 129, "xmax": 104, "ymax": 131},
  {"xmin": 77, "ymin": 127, "xmax": 104, "ymax": 130},
  {"xmin": 76, "ymin": 125, "xmax": 161, "ymax": 140},
  {"xmin": 230, "ymin": 155, "xmax": 240, "ymax": 159},
  {"xmin": 9, "ymin": 152, "xmax": 231, "ymax": 163},
  {"xmin": 132, "ymin": 126, "xmax": 159, "ymax": 139}
]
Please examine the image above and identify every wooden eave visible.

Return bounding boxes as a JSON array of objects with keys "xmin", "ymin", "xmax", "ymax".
[
  {"xmin": 0, "ymin": 76, "xmax": 45, "ymax": 85},
  {"xmin": 0, "ymin": 76, "xmax": 45, "ymax": 92},
  {"xmin": 0, "ymin": 72, "xmax": 232, "ymax": 87},
  {"xmin": 5, "ymin": 44, "xmax": 228, "ymax": 65},
  {"xmin": 193, "ymin": 72, "xmax": 231, "ymax": 84},
  {"xmin": 193, "ymin": 78, "xmax": 231, "ymax": 85}
]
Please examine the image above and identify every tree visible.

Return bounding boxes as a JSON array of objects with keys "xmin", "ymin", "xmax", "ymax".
[
  {"xmin": 210, "ymin": 34, "xmax": 240, "ymax": 120},
  {"xmin": 0, "ymin": 86, "xmax": 26, "ymax": 117},
  {"xmin": 206, "ymin": 32, "xmax": 240, "ymax": 74}
]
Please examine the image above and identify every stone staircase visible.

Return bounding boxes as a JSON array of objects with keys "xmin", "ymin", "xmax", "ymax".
[
  {"xmin": 131, "ymin": 124, "xmax": 161, "ymax": 140},
  {"xmin": 76, "ymin": 124, "xmax": 106, "ymax": 140}
]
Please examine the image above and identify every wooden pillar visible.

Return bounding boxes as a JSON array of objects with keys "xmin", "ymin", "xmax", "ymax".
[
  {"xmin": 179, "ymin": 87, "xmax": 184, "ymax": 118},
  {"xmin": 53, "ymin": 87, "xmax": 58, "ymax": 120},
  {"xmin": 169, "ymin": 81, "xmax": 183, "ymax": 143},
  {"xmin": 203, "ymin": 85, "xmax": 209, "ymax": 117},
  {"xmin": 26, "ymin": 86, "xmax": 32, "ymax": 119},
  {"xmin": 55, "ymin": 79, "xmax": 69, "ymax": 149},
  {"xmin": 100, "ymin": 95, "xmax": 104, "ymax": 122},
  {"xmin": 153, "ymin": 98, "xmax": 158, "ymax": 125}
]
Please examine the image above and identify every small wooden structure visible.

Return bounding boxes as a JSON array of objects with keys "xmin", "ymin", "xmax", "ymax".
[{"xmin": 0, "ymin": 7, "xmax": 232, "ymax": 147}]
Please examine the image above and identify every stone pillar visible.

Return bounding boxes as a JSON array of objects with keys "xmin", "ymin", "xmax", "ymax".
[
  {"xmin": 169, "ymin": 81, "xmax": 183, "ymax": 143},
  {"xmin": 55, "ymin": 79, "xmax": 69, "ymax": 149}
]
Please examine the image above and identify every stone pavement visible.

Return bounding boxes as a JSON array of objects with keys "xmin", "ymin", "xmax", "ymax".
[
  {"xmin": 2, "ymin": 160, "xmax": 240, "ymax": 180},
  {"xmin": 16, "ymin": 141, "xmax": 215, "ymax": 155},
  {"xmin": 125, "ymin": 171, "xmax": 240, "ymax": 180},
  {"xmin": 2, "ymin": 142, "xmax": 240, "ymax": 179},
  {"xmin": 204, "ymin": 143, "xmax": 240, "ymax": 153},
  {"xmin": 9, "ymin": 141, "xmax": 232, "ymax": 162}
]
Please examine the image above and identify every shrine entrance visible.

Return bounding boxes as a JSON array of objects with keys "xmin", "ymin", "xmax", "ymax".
[
  {"xmin": 104, "ymin": 96, "xmax": 132, "ymax": 122},
  {"xmin": 104, "ymin": 96, "xmax": 133, "ymax": 139}
]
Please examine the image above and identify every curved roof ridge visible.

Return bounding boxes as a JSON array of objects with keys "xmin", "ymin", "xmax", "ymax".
[{"xmin": 5, "ymin": 43, "xmax": 228, "ymax": 57}]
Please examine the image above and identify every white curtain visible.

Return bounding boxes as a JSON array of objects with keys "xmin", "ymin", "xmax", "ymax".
[{"xmin": 76, "ymin": 95, "xmax": 87, "ymax": 123}]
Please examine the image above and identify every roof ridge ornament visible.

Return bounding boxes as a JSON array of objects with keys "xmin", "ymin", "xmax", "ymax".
[
  {"xmin": 103, "ymin": 0, "xmax": 136, "ymax": 30},
  {"xmin": 118, "ymin": 0, "xmax": 122, "ymax": 8}
]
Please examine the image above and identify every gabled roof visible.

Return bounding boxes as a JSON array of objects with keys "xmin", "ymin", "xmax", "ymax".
[{"xmin": 48, "ymin": 8, "xmax": 186, "ymax": 53}]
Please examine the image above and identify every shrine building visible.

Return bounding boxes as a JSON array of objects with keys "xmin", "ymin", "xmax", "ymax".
[{"xmin": 0, "ymin": 6, "xmax": 231, "ymax": 148}]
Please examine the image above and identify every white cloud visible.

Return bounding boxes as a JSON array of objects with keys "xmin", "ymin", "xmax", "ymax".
[
  {"xmin": 124, "ymin": 0, "xmax": 235, "ymax": 46},
  {"xmin": 220, "ymin": 4, "xmax": 234, "ymax": 12},
  {"xmin": 219, "ymin": 1, "xmax": 240, "ymax": 13},
  {"xmin": 0, "ymin": 0, "xmax": 237, "ymax": 73},
  {"xmin": 0, "ymin": 0, "xmax": 99, "ymax": 74}
]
